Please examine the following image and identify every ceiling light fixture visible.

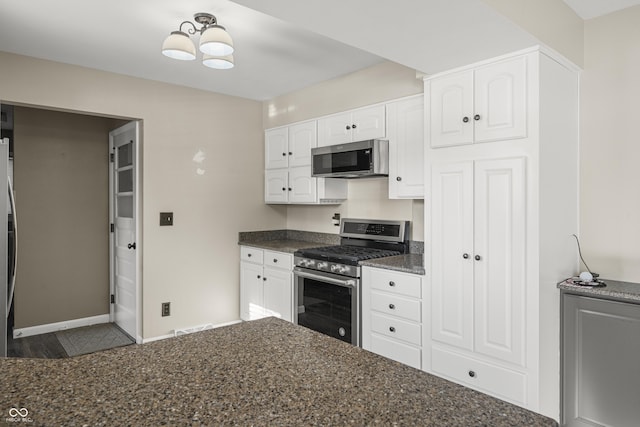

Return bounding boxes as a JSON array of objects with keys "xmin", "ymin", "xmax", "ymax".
[{"xmin": 162, "ymin": 13, "xmax": 234, "ymax": 69}]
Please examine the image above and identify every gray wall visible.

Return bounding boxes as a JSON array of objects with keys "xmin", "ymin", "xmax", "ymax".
[{"xmin": 13, "ymin": 106, "xmax": 123, "ymax": 328}]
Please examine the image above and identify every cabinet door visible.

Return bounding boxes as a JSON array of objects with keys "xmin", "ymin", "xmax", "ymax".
[
  {"xmin": 430, "ymin": 71, "xmax": 474, "ymax": 148},
  {"xmin": 317, "ymin": 111, "xmax": 352, "ymax": 147},
  {"xmin": 240, "ymin": 262, "xmax": 264, "ymax": 321},
  {"xmin": 431, "ymin": 161, "xmax": 474, "ymax": 350},
  {"xmin": 263, "ymin": 267, "xmax": 293, "ymax": 322},
  {"xmin": 288, "ymin": 120, "xmax": 317, "ymax": 167},
  {"xmin": 474, "ymin": 56, "xmax": 527, "ymax": 143},
  {"xmin": 265, "ymin": 127, "xmax": 289, "ymax": 169},
  {"xmin": 265, "ymin": 169, "xmax": 289, "ymax": 204},
  {"xmin": 473, "ymin": 157, "xmax": 526, "ymax": 366},
  {"xmin": 289, "ymin": 166, "xmax": 317, "ymax": 204},
  {"xmin": 387, "ymin": 96, "xmax": 424, "ymax": 199},
  {"xmin": 563, "ymin": 295, "xmax": 640, "ymax": 427},
  {"xmin": 352, "ymin": 104, "xmax": 386, "ymax": 141}
]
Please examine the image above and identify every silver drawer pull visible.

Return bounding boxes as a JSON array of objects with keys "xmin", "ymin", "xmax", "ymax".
[
  {"xmin": 389, "ymin": 281, "xmax": 395, "ymax": 287},
  {"xmin": 468, "ymin": 370, "xmax": 476, "ymax": 378},
  {"xmin": 389, "ymin": 326, "xmax": 396, "ymax": 333},
  {"xmin": 388, "ymin": 304, "xmax": 395, "ymax": 310}
]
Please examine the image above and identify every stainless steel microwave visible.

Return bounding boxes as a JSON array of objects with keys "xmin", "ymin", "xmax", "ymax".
[{"xmin": 311, "ymin": 139, "xmax": 389, "ymax": 179}]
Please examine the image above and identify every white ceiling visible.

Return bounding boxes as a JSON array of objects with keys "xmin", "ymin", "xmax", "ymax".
[
  {"xmin": 1, "ymin": 0, "xmax": 638, "ymax": 101},
  {"xmin": 562, "ymin": 0, "xmax": 640, "ymax": 19},
  {"xmin": 0, "ymin": 0, "xmax": 383, "ymax": 101}
]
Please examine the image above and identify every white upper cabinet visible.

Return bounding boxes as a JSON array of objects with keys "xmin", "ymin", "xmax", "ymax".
[
  {"xmin": 288, "ymin": 121, "xmax": 316, "ymax": 167},
  {"xmin": 429, "ymin": 55, "xmax": 527, "ymax": 148},
  {"xmin": 318, "ymin": 104, "xmax": 386, "ymax": 147},
  {"xmin": 288, "ymin": 166, "xmax": 317, "ymax": 203},
  {"xmin": 264, "ymin": 120, "xmax": 346, "ymax": 205},
  {"xmin": 265, "ymin": 127, "xmax": 289, "ymax": 169},
  {"xmin": 386, "ymin": 95, "xmax": 425, "ymax": 199},
  {"xmin": 264, "ymin": 169, "xmax": 289, "ymax": 204},
  {"xmin": 265, "ymin": 121, "xmax": 316, "ymax": 170}
]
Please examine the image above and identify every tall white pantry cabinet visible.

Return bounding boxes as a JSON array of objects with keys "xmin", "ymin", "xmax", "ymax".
[{"xmin": 423, "ymin": 47, "xmax": 579, "ymax": 420}]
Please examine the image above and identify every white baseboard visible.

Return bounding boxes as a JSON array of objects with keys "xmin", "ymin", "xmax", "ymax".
[
  {"xmin": 141, "ymin": 319, "xmax": 242, "ymax": 344},
  {"xmin": 13, "ymin": 314, "xmax": 110, "ymax": 338}
]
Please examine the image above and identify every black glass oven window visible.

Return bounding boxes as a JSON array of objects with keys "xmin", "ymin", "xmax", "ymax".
[
  {"xmin": 297, "ymin": 277, "xmax": 352, "ymax": 344},
  {"xmin": 313, "ymin": 149, "xmax": 372, "ymax": 175},
  {"xmin": 342, "ymin": 222, "xmax": 400, "ymax": 237}
]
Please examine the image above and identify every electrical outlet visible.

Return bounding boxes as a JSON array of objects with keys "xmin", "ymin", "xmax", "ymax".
[{"xmin": 162, "ymin": 302, "xmax": 170, "ymax": 317}]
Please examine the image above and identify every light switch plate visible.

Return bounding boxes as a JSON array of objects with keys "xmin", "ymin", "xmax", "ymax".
[{"xmin": 160, "ymin": 212, "xmax": 173, "ymax": 226}]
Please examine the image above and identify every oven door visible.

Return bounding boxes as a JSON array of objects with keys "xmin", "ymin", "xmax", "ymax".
[{"xmin": 293, "ymin": 267, "xmax": 359, "ymax": 346}]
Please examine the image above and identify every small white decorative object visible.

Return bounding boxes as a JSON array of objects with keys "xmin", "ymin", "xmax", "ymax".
[{"xmin": 579, "ymin": 271, "xmax": 593, "ymax": 282}]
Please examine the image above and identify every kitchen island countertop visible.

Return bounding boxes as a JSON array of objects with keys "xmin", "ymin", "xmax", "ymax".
[{"xmin": 1, "ymin": 317, "xmax": 556, "ymax": 426}]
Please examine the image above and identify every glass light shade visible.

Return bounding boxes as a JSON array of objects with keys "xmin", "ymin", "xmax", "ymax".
[
  {"xmin": 162, "ymin": 31, "xmax": 196, "ymax": 60},
  {"xmin": 202, "ymin": 54, "xmax": 234, "ymax": 69},
  {"xmin": 199, "ymin": 25, "xmax": 234, "ymax": 56}
]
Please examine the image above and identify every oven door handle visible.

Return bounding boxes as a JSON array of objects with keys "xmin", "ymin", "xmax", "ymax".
[{"xmin": 294, "ymin": 268, "xmax": 356, "ymax": 288}]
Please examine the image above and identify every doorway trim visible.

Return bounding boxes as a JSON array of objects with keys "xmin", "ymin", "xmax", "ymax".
[{"xmin": 109, "ymin": 120, "xmax": 142, "ymax": 344}]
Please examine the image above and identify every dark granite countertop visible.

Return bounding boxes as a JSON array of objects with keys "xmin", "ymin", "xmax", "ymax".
[
  {"xmin": 239, "ymin": 229, "xmax": 339, "ymax": 254},
  {"xmin": 1, "ymin": 318, "xmax": 556, "ymax": 426},
  {"xmin": 558, "ymin": 278, "xmax": 640, "ymax": 304},
  {"xmin": 360, "ymin": 253, "xmax": 425, "ymax": 275}
]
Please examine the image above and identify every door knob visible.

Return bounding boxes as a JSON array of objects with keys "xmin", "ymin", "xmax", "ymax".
[{"xmin": 127, "ymin": 243, "xmax": 136, "ymax": 250}]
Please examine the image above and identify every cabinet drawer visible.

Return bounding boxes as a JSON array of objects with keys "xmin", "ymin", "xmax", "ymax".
[
  {"xmin": 371, "ymin": 291, "xmax": 421, "ymax": 322},
  {"xmin": 431, "ymin": 346, "xmax": 526, "ymax": 404},
  {"xmin": 241, "ymin": 246, "xmax": 263, "ymax": 264},
  {"xmin": 370, "ymin": 270, "xmax": 421, "ymax": 298},
  {"xmin": 264, "ymin": 250, "xmax": 293, "ymax": 269},
  {"xmin": 370, "ymin": 334, "xmax": 421, "ymax": 369},
  {"xmin": 371, "ymin": 312, "xmax": 421, "ymax": 346}
]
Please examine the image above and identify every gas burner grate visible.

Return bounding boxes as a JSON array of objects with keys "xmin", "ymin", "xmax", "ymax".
[{"xmin": 296, "ymin": 245, "xmax": 401, "ymax": 264}]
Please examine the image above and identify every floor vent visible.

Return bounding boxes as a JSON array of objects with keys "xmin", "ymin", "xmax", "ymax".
[{"xmin": 174, "ymin": 323, "xmax": 214, "ymax": 337}]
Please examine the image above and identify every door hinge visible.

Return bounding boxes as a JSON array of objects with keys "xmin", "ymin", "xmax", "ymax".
[
  {"xmin": 110, "ymin": 223, "xmax": 115, "ymax": 233},
  {"xmin": 109, "ymin": 153, "xmax": 115, "ymax": 163},
  {"xmin": 110, "ymin": 294, "xmax": 115, "ymax": 304}
]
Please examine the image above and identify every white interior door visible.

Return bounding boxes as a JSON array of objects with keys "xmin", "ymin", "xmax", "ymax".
[{"xmin": 109, "ymin": 121, "xmax": 139, "ymax": 341}]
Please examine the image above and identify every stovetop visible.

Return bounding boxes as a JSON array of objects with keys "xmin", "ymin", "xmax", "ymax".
[{"xmin": 295, "ymin": 245, "xmax": 402, "ymax": 266}]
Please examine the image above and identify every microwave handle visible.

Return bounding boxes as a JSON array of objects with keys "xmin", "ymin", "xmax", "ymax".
[{"xmin": 294, "ymin": 268, "xmax": 356, "ymax": 288}]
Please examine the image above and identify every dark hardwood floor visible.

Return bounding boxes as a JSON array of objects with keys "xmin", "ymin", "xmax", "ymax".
[{"xmin": 7, "ymin": 332, "xmax": 69, "ymax": 359}]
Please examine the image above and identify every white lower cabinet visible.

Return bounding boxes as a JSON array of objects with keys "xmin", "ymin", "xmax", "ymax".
[
  {"xmin": 362, "ymin": 267, "xmax": 423, "ymax": 369},
  {"xmin": 431, "ymin": 346, "xmax": 527, "ymax": 405},
  {"xmin": 240, "ymin": 246, "xmax": 293, "ymax": 322}
]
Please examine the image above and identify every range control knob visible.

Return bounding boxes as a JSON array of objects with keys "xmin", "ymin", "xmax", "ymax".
[{"xmin": 317, "ymin": 262, "xmax": 329, "ymax": 270}]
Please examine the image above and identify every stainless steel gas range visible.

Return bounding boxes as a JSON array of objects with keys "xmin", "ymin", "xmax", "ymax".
[{"xmin": 293, "ymin": 218, "xmax": 410, "ymax": 346}]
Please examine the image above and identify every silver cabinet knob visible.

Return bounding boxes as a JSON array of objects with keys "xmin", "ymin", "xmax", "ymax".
[
  {"xmin": 389, "ymin": 304, "xmax": 395, "ymax": 310},
  {"xmin": 389, "ymin": 326, "xmax": 396, "ymax": 332}
]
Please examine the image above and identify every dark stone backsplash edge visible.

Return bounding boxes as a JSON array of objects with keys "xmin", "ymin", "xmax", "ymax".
[{"xmin": 238, "ymin": 230, "xmax": 424, "ymax": 254}]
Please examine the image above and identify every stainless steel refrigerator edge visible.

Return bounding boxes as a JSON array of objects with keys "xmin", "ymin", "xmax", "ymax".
[{"xmin": 0, "ymin": 139, "xmax": 9, "ymax": 357}]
